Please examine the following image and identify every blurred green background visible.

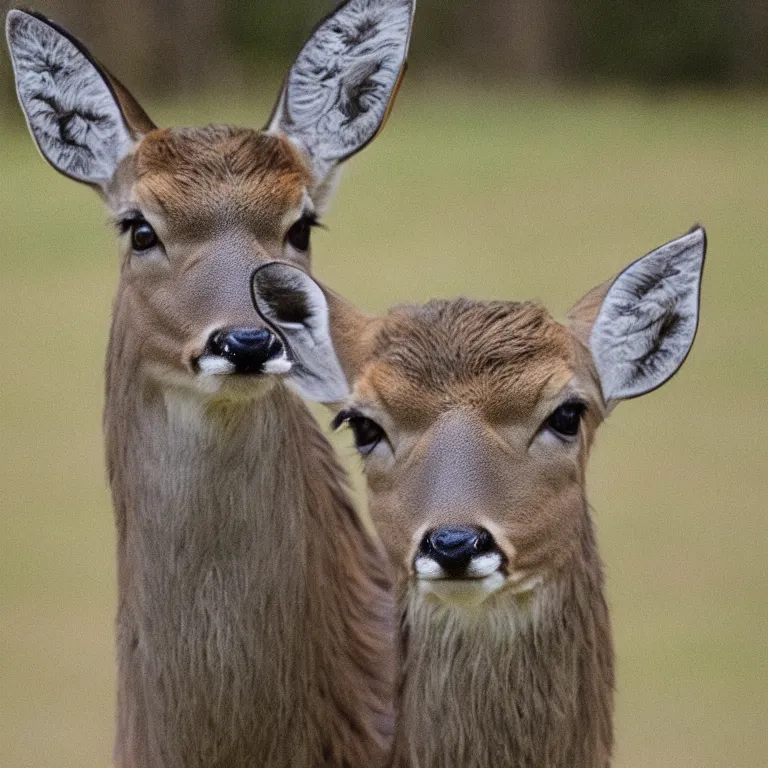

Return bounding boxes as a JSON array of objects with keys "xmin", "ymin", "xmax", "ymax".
[{"xmin": 1, "ymin": 2, "xmax": 767, "ymax": 767}]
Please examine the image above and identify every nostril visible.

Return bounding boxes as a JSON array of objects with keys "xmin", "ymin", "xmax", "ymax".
[
  {"xmin": 207, "ymin": 331, "xmax": 227, "ymax": 358},
  {"xmin": 418, "ymin": 535, "xmax": 434, "ymax": 557},
  {"xmin": 473, "ymin": 530, "xmax": 494, "ymax": 554}
]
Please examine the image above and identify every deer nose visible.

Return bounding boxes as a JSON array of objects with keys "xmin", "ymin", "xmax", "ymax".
[
  {"xmin": 207, "ymin": 327, "xmax": 283, "ymax": 373},
  {"xmin": 420, "ymin": 526, "xmax": 495, "ymax": 575}
]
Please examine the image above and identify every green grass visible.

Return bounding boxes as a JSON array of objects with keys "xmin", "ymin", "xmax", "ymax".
[{"xmin": 1, "ymin": 85, "xmax": 767, "ymax": 766}]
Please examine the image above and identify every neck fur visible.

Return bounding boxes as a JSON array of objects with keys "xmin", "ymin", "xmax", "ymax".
[
  {"xmin": 392, "ymin": 520, "xmax": 613, "ymax": 768},
  {"xmin": 105, "ymin": 366, "xmax": 394, "ymax": 768}
]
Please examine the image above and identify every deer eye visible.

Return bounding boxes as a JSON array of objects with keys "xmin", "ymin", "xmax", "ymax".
[
  {"xmin": 286, "ymin": 214, "xmax": 318, "ymax": 252},
  {"xmin": 332, "ymin": 409, "xmax": 386, "ymax": 456},
  {"xmin": 129, "ymin": 219, "xmax": 158, "ymax": 252},
  {"xmin": 545, "ymin": 400, "xmax": 586, "ymax": 439}
]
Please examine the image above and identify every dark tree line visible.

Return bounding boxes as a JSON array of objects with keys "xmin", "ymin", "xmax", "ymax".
[{"xmin": 2, "ymin": 0, "xmax": 767, "ymax": 113}]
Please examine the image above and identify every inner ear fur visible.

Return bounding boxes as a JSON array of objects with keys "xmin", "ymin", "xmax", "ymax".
[
  {"xmin": 250, "ymin": 263, "xmax": 378, "ymax": 404},
  {"xmin": 6, "ymin": 9, "xmax": 154, "ymax": 187},
  {"xmin": 267, "ymin": 0, "xmax": 415, "ymax": 184},
  {"xmin": 568, "ymin": 226, "xmax": 706, "ymax": 403}
]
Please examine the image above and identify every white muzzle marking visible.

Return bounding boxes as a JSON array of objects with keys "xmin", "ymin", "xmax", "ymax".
[
  {"xmin": 262, "ymin": 350, "xmax": 293, "ymax": 375},
  {"xmin": 414, "ymin": 551, "xmax": 504, "ymax": 581},
  {"xmin": 196, "ymin": 350, "xmax": 294, "ymax": 377},
  {"xmin": 197, "ymin": 355, "xmax": 237, "ymax": 376}
]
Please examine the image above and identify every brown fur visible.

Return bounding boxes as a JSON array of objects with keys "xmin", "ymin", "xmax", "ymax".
[
  {"xmin": 395, "ymin": 524, "xmax": 612, "ymax": 768},
  {"xmin": 101, "ymin": 124, "xmax": 395, "ymax": 767},
  {"xmin": 365, "ymin": 299, "xmax": 573, "ymax": 423},
  {"xmin": 134, "ymin": 128, "xmax": 312, "ymax": 232},
  {"xmin": 327, "ymin": 295, "xmax": 614, "ymax": 767}
]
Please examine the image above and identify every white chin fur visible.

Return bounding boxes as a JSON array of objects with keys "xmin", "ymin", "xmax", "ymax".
[
  {"xmin": 262, "ymin": 353, "xmax": 293, "ymax": 375},
  {"xmin": 198, "ymin": 355, "xmax": 237, "ymax": 376},
  {"xmin": 416, "ymin": 571, "xmax": 508, "ymax": 608},
  {"xmin": 466, "ymin": 552, "xmax": 503, "ymax": 578},
  {"xmin": 414, "ymin": 556, "xmax": 445, "ymax": 579}
]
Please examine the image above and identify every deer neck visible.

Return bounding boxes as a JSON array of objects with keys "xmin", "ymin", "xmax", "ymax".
[
  {"xmin": 104, "ymin": 349, "xmax": 395, "ymax": 767},
  {"xmin": 393, "ymin": 516, "xmax": 614, "ymax": 768}
]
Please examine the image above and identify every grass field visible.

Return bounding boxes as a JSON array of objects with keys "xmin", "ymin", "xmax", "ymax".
[{"xmin": 1, "ymin": 85, "xmax": 767, "ymax": 766}]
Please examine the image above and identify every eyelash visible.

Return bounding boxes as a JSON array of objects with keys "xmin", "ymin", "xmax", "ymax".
[
  {"xmin": 113, "ymin": 212, "xmax": 143, "ymax": 235},
  {"xmin": 332, "ymin": 409, "xmax": 387, "ymax": 456}
]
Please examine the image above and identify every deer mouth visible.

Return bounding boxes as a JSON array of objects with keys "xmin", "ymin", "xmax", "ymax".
[{"xmin": 195, "ymin": 327, "xmax": 292, "ymax": 376}]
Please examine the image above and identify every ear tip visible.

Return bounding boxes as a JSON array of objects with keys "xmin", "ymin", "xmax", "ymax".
[
  {"xmin": 7, "ymin": 8, "xmax": 45, "ymax": 28},
  {"xmin": 6, "ymin": 9, "xmax": 27, "ymax": 37},
  {"xmin": 6, "ymin": 8, "xmax": 27, "ymax": 21},
  {"xmin": 687, "ymin": 222, "xmax": 706, "ymax": 242},
  {"xmin": 6, "ymin": 8, "xmax": 55, "ymax": 45},
  {"xmin": 683, "ymin": 223, "xmax": 707, "ymax": 262},
  {"xmin": 6, "ymin": 9, "xmax": 38, "ymax": 58}
]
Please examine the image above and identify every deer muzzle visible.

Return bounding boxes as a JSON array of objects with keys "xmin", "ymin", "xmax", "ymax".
[
  {"xmin": 414, "ymin": 526, "xmax": 505, "ymax": 580},
  {"xmin": 197, "ymin": 327, "xmax": 290, "ymax": 376}
]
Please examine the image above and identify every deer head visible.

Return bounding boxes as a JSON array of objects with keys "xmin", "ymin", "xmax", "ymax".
[
  {"xmin": 252, "ymin": 228, "xmax": 706, "ymax": 594},
  {"xmin": 5, "ymin": 3, "xmax": 414, "ymax": 398}
]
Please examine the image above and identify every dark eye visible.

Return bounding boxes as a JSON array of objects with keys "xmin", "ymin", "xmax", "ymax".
[
  {"xmin": 130, "ymin": 219, "xmax": 158, "ymax": 252},
  {"xmin": 332, "ymin": 410, "xmax": 386, "ymax": 455},
  {"xmin": 545, "ymin": 400, "xmax": 586, "ymax": 439},
  {"xmin": 286, "ymin": 214, "xmax": 317, "ymax": 252}
]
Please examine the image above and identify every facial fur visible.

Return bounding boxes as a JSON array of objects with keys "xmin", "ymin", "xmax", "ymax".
[
  {"xmin": 106, "ymin": 126, "xmax": 314, "ymax": 396},
  {"xmin": 344, "ymin": 298, "xmax": 606, "ymax": 594}
]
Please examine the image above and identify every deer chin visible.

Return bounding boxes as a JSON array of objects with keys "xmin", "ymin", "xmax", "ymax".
[
  {"xmin": 412, "ymin": 563, "xmax": 546, "ymax": 610},
  {"xmin": 414, "ymin": 571, "xmax": 508, "ymax": 609},
  {"xmin": 142, "ymin": 359, "xmax": 281, "ymax": 401},
  {"xmin": 505, "ymin": 568, "xmax": 545, "ymax": 593}
]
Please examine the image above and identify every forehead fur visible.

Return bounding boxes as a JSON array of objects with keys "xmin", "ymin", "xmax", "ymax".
[
  {"xmin": 133, "ymin": 126, "xmax": 312, "ymax": 229},
  {"xmin": 360, "ymin": 299, "xmax": 574, "ymax": 424}
]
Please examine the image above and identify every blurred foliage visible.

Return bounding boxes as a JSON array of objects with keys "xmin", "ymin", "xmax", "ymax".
[
  {"xmin": 578, "ymin": 0, "xmax": 743, "ymax": 86},
  {"xmin": 1, "ymin": 0, "xmax": 768, "ymax": 117},
  {"xmin": 224, "ymin": 0, "xmax": 333, "ymax": 71}
]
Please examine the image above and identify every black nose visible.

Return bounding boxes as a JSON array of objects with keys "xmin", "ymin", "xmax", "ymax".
[
  {"xmin": 207, "ymin": 327, "xmax": 283, "ymax": 373},
  {"xmin": 420, "ymin": 526, "xmax": 495, "ymax": 575}
]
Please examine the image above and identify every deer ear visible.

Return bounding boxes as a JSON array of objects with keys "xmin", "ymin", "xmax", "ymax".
[
  {"xmin": 5, "ymin": 10, "xmax": 153, "ymax": 189},
  {"xmin": 251, "ymin": 263, "xmax": 351, "ymax": 404},
  {"xmin": 267, "ymin": 0, "xmax": 415, "ymax": 209},
  {"xmin": 570, "ymin": 226, "xmax": 706, "ymax": 403}
]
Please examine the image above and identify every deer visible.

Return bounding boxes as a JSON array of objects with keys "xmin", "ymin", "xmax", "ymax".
[
  {"xmin": 250, "ymin": 226, "xmax": 707, "ymax": 767},
  {"xmin": 6, "ymin": 3, "xmax": 415, "ymax": 766}
]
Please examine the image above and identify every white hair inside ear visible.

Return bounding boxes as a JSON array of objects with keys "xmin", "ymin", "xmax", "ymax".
[
  {"xmin": 251, "ymin": 263, "xmax": 350, "ymax": 404},
  {"xmin": 590, "ymin": 227, "xmax": 706, "ymax": 402},
  {"xmin": 268, "ymin": 0, "xmax": 415, "ymax": 187},
  {"xmin": 6, "ymin": 10, "xmax": 133, "ymax": 187}
]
